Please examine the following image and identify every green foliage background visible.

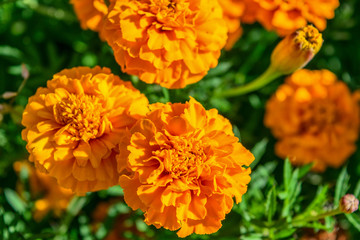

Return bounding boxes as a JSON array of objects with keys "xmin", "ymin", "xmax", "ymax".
[{"xmin": 0, "ymin": 0, "xmax": 359, "ymax": 239}]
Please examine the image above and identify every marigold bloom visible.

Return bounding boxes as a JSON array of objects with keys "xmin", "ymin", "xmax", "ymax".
[
  {"xmin": 118, "ymin": 97, "xmax": 254, "ymax": 237},
  {"xmin": 102, "ymin": 0, "xmax": 228, "ymax": 89},
  {"xmin": 22, "ymin": 66, "xmax": 149, "ymax": 195},
  {"xmin": 270, "ymin": 25, "xmax": 323, "ymax": 75},
  {"xmin": 219, "ymin": 0, "xmax": 245, "ymax": 50},
  {"xmin": 265, "ymin": 69, "xmax": 360, "ymax": 171},
  {"xmin": 13, "ymin": 161, "xmax": 74, "ymax": 221},
  {"xmin": 70, "ymin": 0, "xmax": 110, "ymax": 36},
  {"xmin": 241, "ymin": 0, "xmax": 339, "ymax": 36}
]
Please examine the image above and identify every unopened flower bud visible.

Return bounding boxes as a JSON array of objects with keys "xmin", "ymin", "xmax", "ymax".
[
  {"xmin": 270, "ymin": 25, "xmax": 323, "ymax": 75},
  {"xmin": 340, "ymin": 194, "xmax": 359, "ymax": 214}
]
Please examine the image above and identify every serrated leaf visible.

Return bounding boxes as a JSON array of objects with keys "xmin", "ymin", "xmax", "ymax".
[
  {"xmin": 282, "ymin": 167, "xmax": 300, "ymax": 217},
  {"xmin": 301, "ymin": 185, "xmax": 329, "ymax": 217},
  {"xmin": 334, "ymin": 166, "xmax": 350, "ymax": 206},
  {"xmin": 266, "ymin": 185, "xmax": 277, "ymax": 222},
  {"xmin": 4, "ymin": 188, "xmax": 26, "ymax": 214}
]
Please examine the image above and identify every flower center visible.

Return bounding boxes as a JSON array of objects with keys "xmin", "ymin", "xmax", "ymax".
[
  {"xmin": 294, "ymin": 25, "xmax": 323, "ymax": 53},
  {"xmin": 54, "ymin": 94, "xmax": 105, "ymax": 142},
  {"xmin": 148, "ymin": 0, "xmax": 189, "ymax": 27},
  {"xmin": 301, "ymin": 100, "xmax": 337, "ymax": 132},
  {"xmin": 158, "ymin": 136, "xmax": 206, "ymax": 179}
]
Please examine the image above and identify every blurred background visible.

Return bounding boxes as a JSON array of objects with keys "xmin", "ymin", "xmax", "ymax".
[{"xmin": 0, "ymin": 0, "xmax": 359, "ymax": 239}]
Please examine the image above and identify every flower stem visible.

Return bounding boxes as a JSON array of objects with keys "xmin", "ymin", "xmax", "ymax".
[
  {"xmin": 291, "ymin": 208, "xmax": 342, "ymax": 227},
  {"xmin": 215, "ymin": 67, "xmax": 282, "ymax": 98},
  {"xmin": 270, "ymin": 207, "xmax": 343, "ymax": 231}
]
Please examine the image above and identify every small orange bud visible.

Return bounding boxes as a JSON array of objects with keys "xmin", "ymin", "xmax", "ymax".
[
  {"xmin": 270, "ymin": 25, "xmax": 323, "ymax": 75},
  {"xmin": 340, "ymin": 194, "xmax": 359, "ymax": 214}
]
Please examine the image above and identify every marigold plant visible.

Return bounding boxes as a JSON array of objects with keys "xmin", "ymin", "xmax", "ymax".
[
  {"xmin": 21, "ymin": 66, "xmax": 149, "ymax": 195},
  {"xmin": 117, "ymin": 97, "xmax": 254, "ymax": 237},
  {"xmin": 102, "ymin": 0, "xmax": 228, "ymax": 89},
  {"xmin": 264, "ymin": 69, "xmax": 360, "ymax": 171},
  {"xmin": 219, "ymin": 0, "xmax": 245, "ymax": 50},
  {"xmin": 13, "ymin": 161, "xmax": 74, "ymax": 221},
  {"xmin": 241, "ymin": 0, "xmax": 339, "ymax": 35}
]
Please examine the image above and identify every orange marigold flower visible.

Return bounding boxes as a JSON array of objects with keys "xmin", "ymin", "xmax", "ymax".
[
  {"xmin": 219, "ymin": 0, "xmax": 245, "ymax": 50},
  {"xmin": 264, "ymin": 69, "xmax": 360, "ymax": 171},
  {"xmin": 270, "ymin": 25, "xmax": 323, "ymax": 75},
  {"xmin": 102, "ymin": 0, "xmax": 228, "ymax": 89},
  {"xmin": 70, "ymin": 0, "xmax": 110, "ymax": 35},
  {"xmin": 241, "ymin": 0, "xmax": 339, "ymax": 35},
  {"xmin": 13, "ymin": 161, "xmax": 74, "ymax": 221},
  {"xmin": 21, "ymin": 66, "xmax": 149, "ymax": 195},
  {"xmin": 117, "ymin": 97, "xmax": 254, "ymax": 237}
]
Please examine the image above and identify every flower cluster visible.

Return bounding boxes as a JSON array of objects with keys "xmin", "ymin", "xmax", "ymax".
[
  {"xmin": 22, "ymin": 65, "xmax": 253, "ymax": 236},
  {"xmin": 117, "ymin": 97, "xmax": 254, "ymax": 237},
  {"xmin": 101, "ymin": 0, "xmax": 228, "ymax": 89},
  {"xmin": 265, "ymin": 69, "xmax": 360, "ymax": 171},
  {"xmin": 13, "ymin": 161, "xmax": 74, "ymax": 221},
  {"xmin": 241, "ymin": 0, "xmax": 340, "ymax": 35},
  {"xmin": 21, "ymin": 66, "xmax": 149, "ymax": 195},
  {"xmin": 19, "ymin": 0, "xmax": 359, "ymax": 238}
]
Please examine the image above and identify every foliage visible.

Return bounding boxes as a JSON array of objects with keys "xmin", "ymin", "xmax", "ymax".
[{"xmin": 0, "ymin": 0, "xmax": 360, "ymax": 239}]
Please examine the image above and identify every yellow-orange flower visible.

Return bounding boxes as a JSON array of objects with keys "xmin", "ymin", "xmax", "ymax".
[
  {"xmin": 70, "ymin": 0, "xmax": 110, "ymax": 36},
  {"xmin": 219, "ymin": 0, "xmax": 245, "ymax": 50},
  {"xmin": 265, "ymin": 69, "xmax": 360, "ymax": 171},
  {"xmin": 13, "ymin": 161, "xmax": 74, "ymax": 221},
  {"xmin": 21, "ymin": 66, "xmax": 149, "ymax": 195},
  {"xmin": 270, "ymin": 25, "xmax": 323, "ymax": 75},
  {"xmin": 241, "ymin": 0, "xmax": 339, "ymax": 35},
  {"xmin": 102, "ymin": 0, "xmax": 228, "ymax": 89},
  {"xmin": 118, "ymin": 97, "xmax": 254, "ymax": 237}
]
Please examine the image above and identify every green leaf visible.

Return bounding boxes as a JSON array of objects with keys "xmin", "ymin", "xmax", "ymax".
[
  {"xmin": 345, "ymin": 213, "xmax": 360, "ymax": 231},
  {"xmin": 250, "ymin": 138, "xmax": 268, "ymax": 168},
  {"xmin": 282, "ymin": 167, "xmax": 300, "ymax": 217},
  {"xmin": 334, "ymin": 166, "xmax": 350, "ymax": 206},
  {"xmin": 284, "ymin": 158, "xmax": 292, "ymax": 192},
  {"xmin": 274, "ymin": 228, "xmax": 296, "ymax": 239},
  {"xmin": 301, "ymin": 185, "xmax": 329, "ymax": 217},
  {"xmin": 354, "ymin": 180, "xmax": 360, "ymax": 198},
  {"xmin": 26, "ymin": 232, "xmax": 56, "ymax": 240},
  {"xmin": 240, "ymin": 233, "xmax": 263, "ymax": 240},
  {"xmin": 0, "ymin": 208, "xmax": 4, "ymax": 239},
  {"xmin": 298, "ymin": 163, "xmax": 313, "ymax": 178},
  {"xmin": 161, "ymin": 87, "xmax": 170, "ymax": 102},
  {"xmin": 4, "ymin": 188, "xmax": 26, "ymax": 214},
  {"xmin": 266, "ymin": 185, "xmax": 277, "ymax": 222},
  {"xmin": 66, "ymin": 196, "xmax": 87, "ymax": 216}
]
